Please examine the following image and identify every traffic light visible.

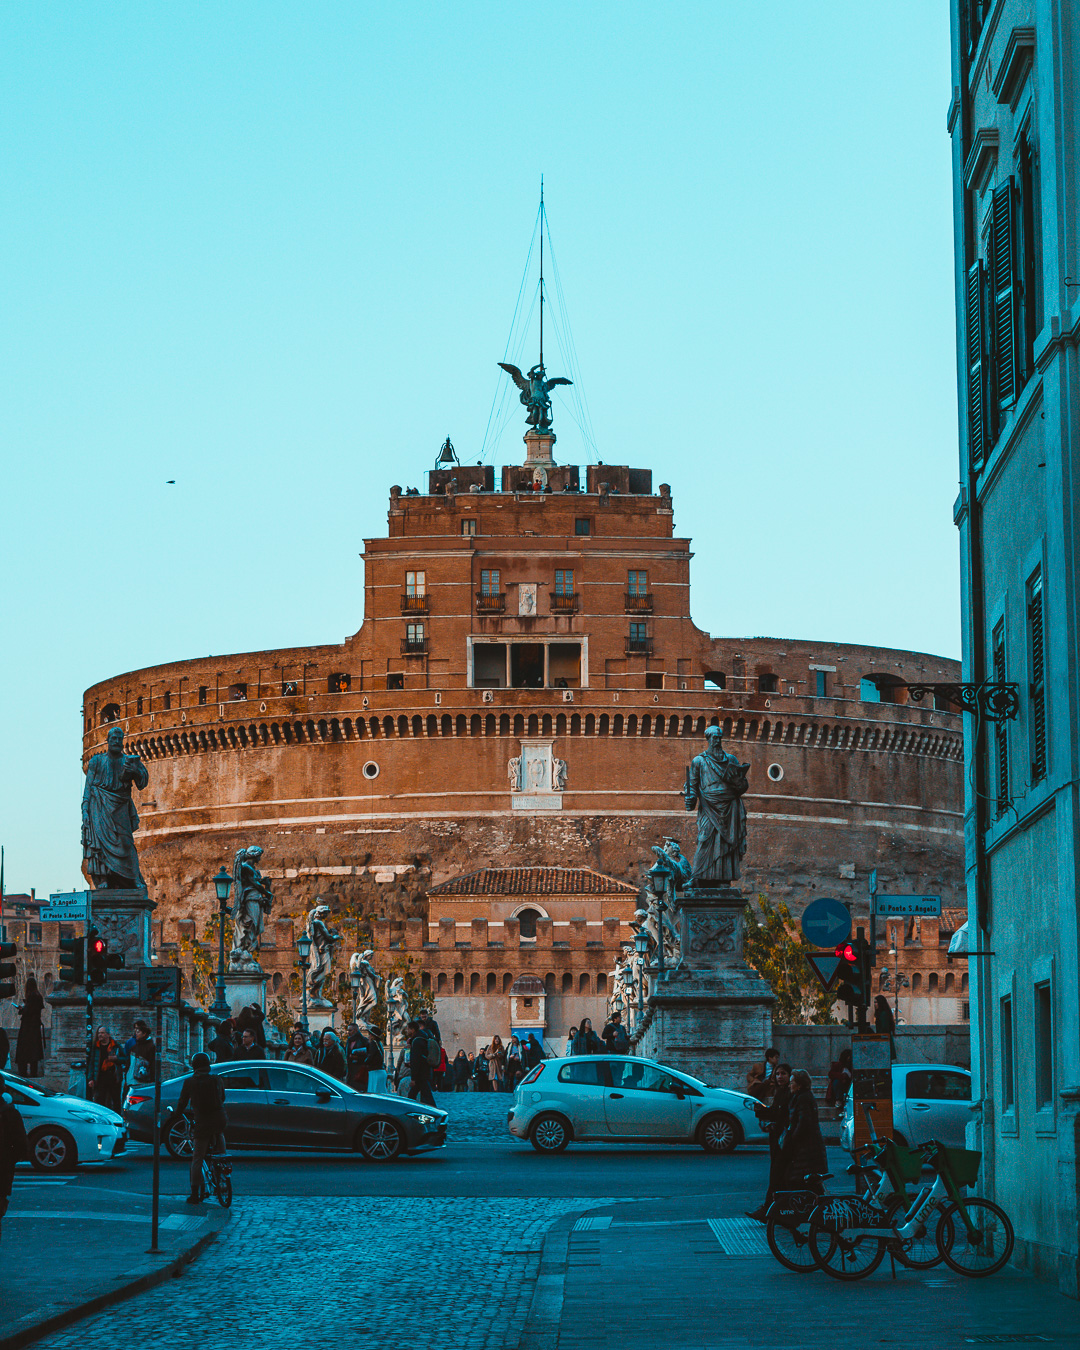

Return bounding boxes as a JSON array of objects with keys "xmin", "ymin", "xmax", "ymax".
[
  {"xmin": 0, "ymin": 939, "xmax": 17, "ymax": 1000},
  {"xmin": 87, "ymin": 929, "xmax": 107, "ymax": 986},
  {"xmin": 835, "ymin": 937, "xmax": 870, "ymax": 1011},
  {"xmin": 86, "ymin": 929, "xmax": 124, "ymax": 987},
  {"xmin": 58, "ymin": 935, "xmax": 85, "ymax": 985}
]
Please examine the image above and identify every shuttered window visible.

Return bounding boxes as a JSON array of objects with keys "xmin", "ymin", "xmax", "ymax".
[
  {"xmin": 480, "ymin": 569, "xmax": 500, "ymax": 595},
  {"xmin": 1028, "ymin": 568, "xmax": 1047, "ymax": 783},
  {"xmin": 992, "ymin": 180, "xmax": 1019, "ymax": 410},
  {"xmin": 966, "ymin": 261, "xmax": 987, "ymax": 468},
  {"xmin": 992, "ymin": 620, "xmax": 1009, "ymax": 817}
]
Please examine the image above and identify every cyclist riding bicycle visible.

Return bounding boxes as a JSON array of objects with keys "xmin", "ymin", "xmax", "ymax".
[{"xmin": 176, "ymin": 1052, "xmax": 227, "ymax": 1204}]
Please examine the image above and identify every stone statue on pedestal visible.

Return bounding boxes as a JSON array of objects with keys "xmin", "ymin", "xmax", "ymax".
[
  {"xmin": 229, "ymin": 846, "xmax": 273, "ymax": 971},
  {"xmin": 684, "ymin": 726, "xmax": 749, "ymax": 884},
  {"xmin": 81, "ymin": 727, "xmax": 149, "ymax": 889},
  {"xmin": 349, "ymin": 949, "xmax": 381, "ymax": 1032},
  {"xmin": 306, "ymin": 903, "xmax": 343, "ymax": 1007}
]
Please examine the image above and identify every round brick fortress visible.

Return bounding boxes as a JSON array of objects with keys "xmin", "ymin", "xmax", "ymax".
[{"xmin": 82, "ymin": 455, "xmax": 965, "ymax": 958}]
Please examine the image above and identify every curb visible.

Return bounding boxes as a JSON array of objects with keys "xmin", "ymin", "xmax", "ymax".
[
  {"xmin": 0, "ymin": 1214, "xmax": 230, "ymax": 1350},
  {"xmin": 517, "ymin": 1208, "xmax": 586, "ymax": 1350}
]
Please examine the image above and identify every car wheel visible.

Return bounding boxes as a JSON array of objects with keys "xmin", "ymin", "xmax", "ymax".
[
  {"xmin": 165, "ymin": 1114, "xmax": 195, "ymax": 1161},
  {"xmin": 28, "ymin": 1127, "xmax": 77, "ymax": 1173},
  {"xmin": 530, "ymin": 1114, "xmax": 571, "ymax": 1154},
  {"xmin": 356, "ymin": 1118, "xmax": 404, "ymax": 1162},
  {"xmin": 699, "ymin": 1113, "xmax": 740, "ymax": 1154}
]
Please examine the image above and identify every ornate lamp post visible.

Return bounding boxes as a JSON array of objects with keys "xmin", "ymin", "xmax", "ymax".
[
  {"xmin": 633, "ymin": 928, "xmax": 650, "ymax": 1033},
  {"xmin": 208, "ymin": 867, "xmax": 233, "ymax": 1020},
  {"xmin": 296, "ymin": 930, "xmax": 312, "ymax": 1034},
  {"xmin": 349, "ymin": 965, "xmax": 362, "ymax": 1028},
  {"xmin": 645, "ymin": 861, "xmax": 670, "ymax": 982}
]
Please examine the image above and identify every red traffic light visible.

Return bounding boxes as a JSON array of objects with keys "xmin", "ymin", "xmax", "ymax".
[
  {"xmin": 835, "ymin": 942, "xmax": 856, "ymax": 962},
  {"xmin": 91, "ymin": 938, "xmax": 106, "ymax": 955}
]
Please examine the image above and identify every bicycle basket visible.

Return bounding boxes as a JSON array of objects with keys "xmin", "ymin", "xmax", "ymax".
[
  {"xmin": 884, "ymin": 1139, "xmax": 926, "ymax": 1184},
  {"xmin": 936, "ymin": 1144, "xmax": 981, "ymax": 1187}
]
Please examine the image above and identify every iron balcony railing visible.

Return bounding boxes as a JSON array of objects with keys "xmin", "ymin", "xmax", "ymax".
[
  {"xmin": 400, "ymin": 593, "xmax": 429, "ymax": 614},
  {"xmin": 624, "ymin": 592, "xmax": 654, "ymax": 613},
  {"xmin": 400, "ymin": 638, "xmax": 428, "ymax": 655},
  {"xmin": 549, "ymin": 591, "xmax": 579, "ymax": 614},
  {"xmin": 624, "ymin": 636, "xmax": 653, "ymax": 656},
  {"xmin": 475, "ymin": 592, "xmax": 506, "ymax": 614}
]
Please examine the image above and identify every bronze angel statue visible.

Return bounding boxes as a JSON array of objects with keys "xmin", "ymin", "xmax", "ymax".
[{"xmin": 497, "ymin": 361, "xmax": 572, "ymax": 432}]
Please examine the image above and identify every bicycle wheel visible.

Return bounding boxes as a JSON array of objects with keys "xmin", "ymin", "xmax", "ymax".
[
  {"xmin": 767, "ymin": 1212, "xmax": 828, "ymax": 1273},
  {"xmin": 214, "ymin": 1167, "xmax": 233, "ymax": 1209},
  {"xmin": 884, "ymin": 1194, "xmax": 944, "ymax": 1270},
  {"xmin": 936, "ymin": 1198, "xmax": 1014, "ymax": 1277},
  {"xmin": 809, "ymin": 1219, "xmax": 886, "ymax": 1281}
]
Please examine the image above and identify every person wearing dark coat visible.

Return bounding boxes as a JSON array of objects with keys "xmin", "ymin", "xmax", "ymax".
[
  {"xmin": 235, "ymin": 1004, "xmax": 267, "ymax": 1049},
  {"xmin": 780, "ymin": 1070, "xmax": 829, "ymax": 1187},
  {"xmin": 315, "ymin": 1029, "xmax": 346, "ymax": 1080},
  {"xmin": 452, "ymin": 1050, "xmax": 471, "ymax": 1091},
  {"xmin": 175, "ymin": 1053, "xmax": 227, "ymax": 1204},
  {"xmin": 237, "ymin": 1028, "xmax": 265, "ymax": 1060},
  {"xmin": 570, "ymin": 1019, "xmax": 603, "ymax": 1056},
  {"xmin": 524, "ymin": 1034, "xmax": 544, "ymax": 1068},
  {"xmin": 345, "ymin": 1026, "xmax": 382, "ymax": 1091},
  {"xmin": 15, "ymin": 978, "xmax": 45, "ymax": 1078},
  {"xmin": 746, "ymin": 1062, "xmax": 792, "ymax": 1220},
  {"xmin": 0, "ymin": 1079, "xmax": 29, "ymax": 1238},
  {"xmin": 87, "ymin": 1027, "xmax": 122, "ymax": 1112},
  {"xmin": 874, "ymin": 996, "xmax": 897, "ymax": 1060},
  {"xmin": 0, "ymin": 1026, "xmax": 9, "ymax": 1072},
  {"xmin": 207, "ymin": 1023, "xmax": 235, "ymax": 1063},
  {"xmin": 601, "ymin": 1013, "xmax": 630, "ymax": 1055},
  {"xmin": 405, "ymin": 1022, "xmax": 436, "ymax": 1108}
]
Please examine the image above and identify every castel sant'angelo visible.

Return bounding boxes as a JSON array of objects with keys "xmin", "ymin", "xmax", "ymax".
[{"xmin": 82, "ymin": 355, "xmax": 965, "ymax": 1051}]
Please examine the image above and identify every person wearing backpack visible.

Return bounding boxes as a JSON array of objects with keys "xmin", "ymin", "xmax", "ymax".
[{"xmin": 406, "ymin": 1021, "xmax": 437, "ymax": 1108}]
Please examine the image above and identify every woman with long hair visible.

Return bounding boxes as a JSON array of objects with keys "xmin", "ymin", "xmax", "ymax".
[
  {"xmin": 505, "ymin": 1035, "xmax": 523, "ymax": 1091},
  {"xmin": 285, "ymin": 1027, "xmax": 314, "ymax": 1064},
  {"xmin": 571, "ymin": 1018, "xmax": 602, "ymax": 1056},
  {"xmin": 487, "ymin": 1035, "xmax": 506, "ymax": 1091},
  {"xmin": 15, "ymin": 976, "xmax": 45, "ymax": 1078}
]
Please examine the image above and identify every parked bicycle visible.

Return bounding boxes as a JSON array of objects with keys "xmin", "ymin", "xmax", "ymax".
[{"xmin": 808, "ymin": 1135, "xmax": 1013, "ymax": 1281}]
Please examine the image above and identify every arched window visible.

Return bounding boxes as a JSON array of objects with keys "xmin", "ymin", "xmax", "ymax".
[
  {"xmin": 579, "ymin": 973, "xmax": 591, "ymax": 994},
  {"xmin": 101, "ymin": 703, "xmax": 121, "ymax": 724},
  {"xmin": 485, "ymin": 714, "xmax": 496, "ymax": 736},
  {"xmin": 398, "ymin": 715, "xmax": 409, "ymax": 737},
  {"xmin": 928, "ymin": 973, "xmax": 939, "ymax": 991},
  {"xmin": 944, "ymin": 972, "xmax": 954, "ymax": 991},
  {"xmin": 412, "ymin": 715, "xmax": 423, "ymax": 736},
  {"xmin": 911, "ymin": 972, "xmax": 922, "ymax": 990},
  {"xmin": 486, "ymin": 972, "xmax": 496, "ymax": 994},
  {"xmin": 383, "ymin": 716, "xmax": 394, "ymax": 737},
  {"xmin": 427, "ymin": 714, "xmax": 438, "ymax": 737},
  {"xmin": 456, "ymin": 714, "xmax": 467, "ymax": 736},
  {"xmin": 471, "ymin": 714, "xmax": 482, "ymax": 736},
  {"xmin": 500, "ymin": 713, "xmax": 511, "ymax": 735},
  {"xmin": 517, "ymin": 908, "xmax": 541, "ymax": 939},
  {"xmin": 545, "ymin": 972, "xmax": 556, "ymax": 995},
  {"xmin": 421, "ymin": 971, "xmax": 431, "ymax": 990},
  {"xmin": 441, "ymin": 714, "xmax": 452, "ymax": 736},
  {"xmin": 454, "ymin": 972, "xmax": 464, "ymax": 993},
  {"xmin": 562, "ymin": 972, "xmax": 573, "ymax": 993},
  {"xmin": 596, "ymin": 972, "xmax": 607, "ymax": 994},
  {"xmin": 470, "ymin": 972, "xmax": 480, "ymax": 993},
  {"xmin": 437, "ymin": 972, "xmax": 447, "ymax": 992},
  {"xmin": 961, "ymin": 973, "xmax": 969, "ymax": 991},
  {"xmin": 502, "ymin": 972, "xmax": 513, "ymax": 993}
]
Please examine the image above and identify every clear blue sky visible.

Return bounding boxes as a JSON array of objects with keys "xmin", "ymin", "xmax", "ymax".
[{"xmin": 1, "ymin": 4, "xmax": 959, "ymax": 895}]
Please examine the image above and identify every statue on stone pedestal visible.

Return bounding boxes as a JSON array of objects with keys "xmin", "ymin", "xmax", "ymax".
[
  {"xmin": 81, "ymin": 726, "xmax": 149, "ymax": 889},
  {"xmin": 306, "ymin": 902, "xmax": 343, "ymax": 1007},
  {"xmin": 349, "ymin": 949, "xmax": 381, "ymax": 1032},
  {"xmin": 684, "ymin": 726, "xmax": 749, "ymax": 884},
  {"xmin": 551, "ymin": 758, "xmax": 568, "ymax": 792},
  {"xmin": 507, "ymin": 757, "xmax": 521, "ymax": 791},
  {"xmin": 497, "ymin": 361, "xmax": 573, "ymax": 433},
  {"xmin": 229, "ymin": 846, "xmax": 273, "ymax": 971}
]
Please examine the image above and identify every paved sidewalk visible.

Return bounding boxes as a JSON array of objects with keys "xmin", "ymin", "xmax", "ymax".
[
  {"xmin": 0, "ymin": 1177, "xmax": 230, "ymax": 1350},
  {"xmin": 28, "ymin": 1196, "xmax": 617, "ymax": 1350},
  {"xmin": 532, "ymin": 1194, "xmax": 1080, "ymax": 1350}
]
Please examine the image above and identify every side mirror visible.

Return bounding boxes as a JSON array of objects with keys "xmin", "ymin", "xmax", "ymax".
[{"xmin": 315, "ymin": 1090, "xmax": 332, "ymax": 1103}]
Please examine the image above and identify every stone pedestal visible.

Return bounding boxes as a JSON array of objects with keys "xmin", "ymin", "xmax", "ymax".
[
  {"xmin": 523, "ymin": 429, "xmax": 556, "ymax": 466},
  {"xmin": 306, "ymin": 1005, "xmax": 337, "ymax": 1036},
  {"xmin": 223, "ymin": 967, "xmax": 268, "ymax": 1019},
  {"xmin": 634, "ymin": 886, "xmax": 774, "ymax": 1091}
]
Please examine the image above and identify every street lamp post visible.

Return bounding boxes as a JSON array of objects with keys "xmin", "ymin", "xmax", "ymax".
[
  {"xmin": 296, "ymin": 930, "xmax": 312, "ymax": 1034},
  {"xmin": 208, "ymin": 867, "xmax": 233, "ymax": 1020},
  {"xmin": 634, "ymin": 929, "xmax": 650, "ymax": 1034},
  {"xmin": 646, "ymin": 862, "xmax": 670, "ymax": 983},
  {"xmin": 349, "ymin": 967, "xmax": 362, "ymax": 1029}
]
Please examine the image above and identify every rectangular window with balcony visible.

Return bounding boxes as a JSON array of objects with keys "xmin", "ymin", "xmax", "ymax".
[
  {"xmin": 481, "ymin": 570, "xmax": 500, "ymax": 595},
  {"xmin": 461, "ymin": 519, "xmax": 477, "ymax": 537},
  {"xmin": 627, "ymin": 622, "xmax": 649, "ymax": 654},
  {"xmin": 628, "ymin": 570, "xmax": 647, "ymax": 595},
  {"xmin": 406, "ymin": 571, "xmax": 425, "ymax": 596},
  {"xmin": 406, "ymin": 623, "xmax": 425, "ymax": 646},
  {"xmin": 1035, "ymin": 980, "xmax": 1054, "ymax": 1111},
  {"xmin": 554, "ymin": 569, "xmax": 574, "ymax": 596},
  {"xmin": 1028, "ymin": 567, "xmax": 1047, "ymax": 784},
  {"xmin": 1000, "ymin": 996, "xmax": 1015, "ymax": 1109},
  {"xmin": 992, "ymin": 620, "xmax": 1009, "ymax": 815}
]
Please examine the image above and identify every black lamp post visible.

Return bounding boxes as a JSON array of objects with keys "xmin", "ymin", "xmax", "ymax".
[
  {"xmin": 634, "ymin": 928, "xmax": 650, "ymax": 1031},
  {"xmin": 296, "ymin": 930, "xmax": 312, "ymax": 1033},
  {"xmin": 208, "ymin": 867, "xmax": 233, "ymax": 1020},
  {"xmin": 646, "ymin": 861, "xmax": 670, "ymax": 982}
]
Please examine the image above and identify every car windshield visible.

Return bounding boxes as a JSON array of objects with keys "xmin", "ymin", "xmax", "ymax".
[{"xmin": 1, "ymin": 1072, "xmax": 58, "ymax": 1097}]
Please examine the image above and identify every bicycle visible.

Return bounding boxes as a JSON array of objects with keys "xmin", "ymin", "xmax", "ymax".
[
  {"xmin": 808, "ymin": 1137, "xmax": 1013, "ymax": 1280},
  {"xmin": 198, "ymin": 1149, "xmax": 233, "ymax": 1208}
]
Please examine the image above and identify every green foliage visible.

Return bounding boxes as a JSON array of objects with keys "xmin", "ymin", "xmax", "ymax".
[
  {"xmin": 266, "ymin": 994, "xmax": 295, "ymax": 1038},
  {"xmin": 744, "ymin": 894, "xmax": 837, "ymax": 1026}
]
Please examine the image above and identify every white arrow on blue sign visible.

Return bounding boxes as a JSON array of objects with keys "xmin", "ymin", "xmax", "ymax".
[{"xmin": 800, "ymin": 896, "xmax": 852, "ymax": 947}]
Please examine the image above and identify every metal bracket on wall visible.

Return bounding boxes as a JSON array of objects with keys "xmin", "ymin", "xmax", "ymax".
[{"xmin": 900, "ymin": 681, "xmax": 1020, "ymax": 723}]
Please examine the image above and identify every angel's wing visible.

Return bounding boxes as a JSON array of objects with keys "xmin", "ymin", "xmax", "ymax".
[
  {"xmin": 544, "ymin": 376, "xmax": 573, "ymax": 391},
  {"xmin": 497, "ymin": 362, "xmax": 529, "ymax": 392}
]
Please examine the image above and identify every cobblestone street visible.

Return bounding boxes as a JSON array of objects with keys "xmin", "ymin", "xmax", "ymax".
[{"xmin": 30, "ymin": 1196, "xmax": 612, "ymax": 1350}]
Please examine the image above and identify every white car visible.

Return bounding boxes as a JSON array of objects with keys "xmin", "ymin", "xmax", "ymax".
[
  {"xmin": 2, "ymin": 1072, "xmax": 128, "ymax": 1172},
  {"xmin": 507, "ymin": 1054, "xmax": 767, "ymax": 1154},
  {"xmin": 839, "ymin": 1063, "xmax": 973, "ymax": 1152}
]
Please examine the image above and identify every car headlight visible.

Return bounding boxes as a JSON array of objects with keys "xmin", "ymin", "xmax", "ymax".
[
  {"xmin": 742, "ymin": 1099, "xmax": 759, "ymax": 1111},
  {"xmin": 409, "ymin": 1113, "xmax": 436, "ymax": 1126},
  {"xmin": 67, "ymin": 1110, "xmax": 104, "ymax": 1123}
]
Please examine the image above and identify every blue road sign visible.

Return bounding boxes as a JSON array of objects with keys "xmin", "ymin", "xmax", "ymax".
[{"xmin": 800, "ymin": 896, "xmax": 852, "ymax": 947}]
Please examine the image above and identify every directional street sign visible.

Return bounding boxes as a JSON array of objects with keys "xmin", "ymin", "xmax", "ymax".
[
  {"xmin": 40, "ymin": 890, "xmax": 91, "ymax": 923},
  {"xmin": 139, "ymin": 966, "xmax": 182, "ymax": 1005},
  {"xmin": 874, "ymin": 894, "xmax": 942, "ymax": 917},
  {"xmin": 806, "ymin": 953, "xmax": 845, "ymax": 991},
  {"xmin": 800, "ymin": 896, "xmax": 852, "ymax": 948}
]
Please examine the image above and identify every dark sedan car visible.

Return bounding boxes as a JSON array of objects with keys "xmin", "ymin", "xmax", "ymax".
[{"xmin": 123, "ymin": 1060, "xmax": 447, "ymax": 1162}]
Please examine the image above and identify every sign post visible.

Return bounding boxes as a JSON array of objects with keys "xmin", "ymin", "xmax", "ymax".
[
  {"xmin": 40, "ymin": 890, "xmax": 91, "ymax": 923},
  {"xmin": 873, "ymin": 895, "xmax": 943, "ymax": 918},
  {"xmin": 140, "ymin": 965, "xmax": 181, "ymax": 1254},
  {"xmin": 851, "ymin": 1033, "xmax": 893, "ymax": 1151}
]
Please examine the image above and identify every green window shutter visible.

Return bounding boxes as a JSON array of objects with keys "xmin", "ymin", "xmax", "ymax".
[
  {"xmin": 992, "ymin": 179, "xmax": 1019, "ymax": 409},
  {"xmin": 966, "ymin": 261, "xmax": 987, "ymax": 467},
  {"xmin": 1029, "ymin": 571, "xmax": 1047, "ymax": 783}
]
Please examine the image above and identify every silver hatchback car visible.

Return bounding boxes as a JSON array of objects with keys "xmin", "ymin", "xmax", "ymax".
[{"xmin": 507, "ymin": 1054, "xmax": 767, "ymax": 1154}]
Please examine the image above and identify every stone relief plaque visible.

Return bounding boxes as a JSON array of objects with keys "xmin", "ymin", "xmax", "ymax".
[
  {"xmin": 687, "ymin": 912, "xmax": 737, "ymax": 956},
  {"xmin": 518, "ymin": 583, "xmax": 537, "ymax": 617}
]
